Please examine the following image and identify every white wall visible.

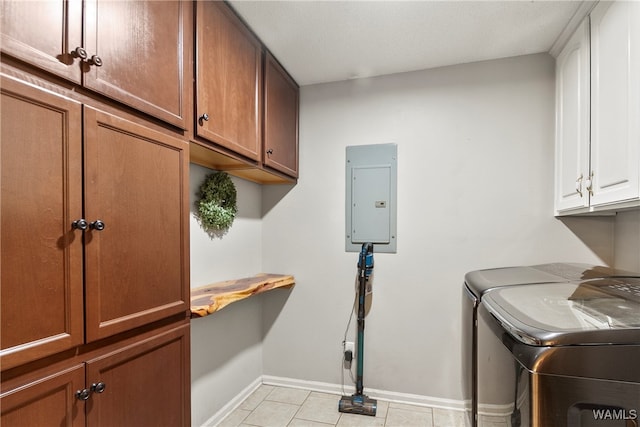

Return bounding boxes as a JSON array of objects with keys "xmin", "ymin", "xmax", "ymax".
[
  {"xmin": 190, "ymin": 164, "xmax": 264, "ymax": 426},
  {"xmin": 260, "ymin": 53, "xmax": 612, "ymax": 402},
  {"xmin": 614, "ymin": 210, "xmax": 640, "ymax": 272}
]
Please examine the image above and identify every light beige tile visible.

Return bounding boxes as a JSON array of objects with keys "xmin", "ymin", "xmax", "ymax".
[
  {"xmin": 309, "ymin": 391, "xmax": 340, "ymax": 401},
  {"xmin": 219, "ymin": 408, "xmax": 251, "ymax": 427},
  {"xmin": 389, "ymin": 402, "xmax": 433, "ymax": 414},
  {"xmin": 374, "ymin": 399, "xmax": 389, "ymax": 419},
  {"xmin": 432, "ymin": 408, "xmax": 466, "ymax": 427},
  {"xmin": 385, "ymin": 407, "xmax": 434, "ymax": 427},
  {"xmin": 267, "ymin": 387, "xmax": 311, "ymax": 405},
  {"xmin": 242, "ymin": 400, "xmax": 299, "ymax": 427},
  {"xmin": 337, "ymin": 413, "xmax": 385, "ymax": 427},
  {"xmin": 288, "ymin": 419, "xmax": 335, "ymax": 427},
  {"xmin": 240, "ymin": 385, "xmax": 276, "ymax": 411},
  {"xmin": 295, "ymin": 395, "xmax": 341, "ymax": 425}
]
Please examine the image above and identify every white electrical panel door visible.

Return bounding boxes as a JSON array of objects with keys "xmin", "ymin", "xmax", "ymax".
[
  {"xmin": 351, "ymin": 166, "xmax": 391, "ymax": 244},
  {"xmin": 346, "ymin": 143, "xmax": 397, "ymax": 253}
]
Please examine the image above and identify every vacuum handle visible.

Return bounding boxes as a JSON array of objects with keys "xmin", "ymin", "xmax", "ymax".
[{"xmin": 359, "ymin": 242, "xmax": 374, "ymax": 279}]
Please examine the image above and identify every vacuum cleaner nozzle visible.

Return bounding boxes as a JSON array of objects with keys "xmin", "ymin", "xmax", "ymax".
[{"xmin": 338, "ymin": 394, "xmax": 377, "ymax": 416}]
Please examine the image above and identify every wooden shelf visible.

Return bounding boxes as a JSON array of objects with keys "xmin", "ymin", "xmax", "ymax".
[{"xmin": 190, "ymin": 274, "xmax": 295, "ymax": 318}]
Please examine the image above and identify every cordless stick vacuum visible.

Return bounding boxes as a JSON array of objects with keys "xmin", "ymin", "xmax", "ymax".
[{"xmin": 339, "ymin": 242, "xmax": 377, "ymax": 416}]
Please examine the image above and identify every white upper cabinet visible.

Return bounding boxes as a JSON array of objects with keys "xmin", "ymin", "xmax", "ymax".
[
  {"xmin": 590, "ymin": 0, "xmax": 640, "ymax": 208},
  {"xmin": 555, "ymin": 0, "xmax": 640, "ymax": 215},
  {"xmin": 555, "ymin": 18, "xmax": 590, "ymax": 212}
]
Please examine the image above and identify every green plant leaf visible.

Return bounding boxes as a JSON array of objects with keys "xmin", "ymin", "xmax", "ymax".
[{"xmin": 195, "ymin": 172, "xmax": 237, "ymax": 231}]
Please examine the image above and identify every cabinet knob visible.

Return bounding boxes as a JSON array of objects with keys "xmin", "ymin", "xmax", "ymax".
[
  {"xmin": 90, "ymin": 220, "xmax": 106, "ymax": 231},
  {"xmin": 72, "ymin": 219, "xmax": 89, "ymax": 231},
  {"xmin": 89, "ymin": 55, "xmax": 103, "ymax": 67},
  {"xmin": 91, "ymin": 382, "xmax": 106, "ymax": 394},
  {"xmin": 75, "ymin": 389, "xmax": 91, "ymax": 401},
  {"xmin": 73, "ymin": 47, "xmax": 88, "ymax": 60},
  {"xmin": 198, "ymin": 113, "xmax": 209, "ymax": 125},
  {"xmin": 266, "ymin": 148, "xmax": 274, "ymax": 156}
]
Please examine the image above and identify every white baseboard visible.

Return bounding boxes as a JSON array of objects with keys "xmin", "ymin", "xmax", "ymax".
[
  {"xmin": 201, "ymin": 376, "xmax": 262, "ymax": 427},
  {"xmin": 262, "ymin": 375, "xmax": 469, "ymax": 412},
  {"xmin": 204, "ymin": 375, "xmax": 470, "ymax": 426}
]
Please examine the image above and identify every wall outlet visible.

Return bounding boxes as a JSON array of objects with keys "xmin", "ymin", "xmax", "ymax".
[
  {"xmin": 344, "ymin": 341, "xmax": 355, "ymax": 355},
  {"xmin": 343, "ymin": 341, "xmax": 355, "ymax": 369}
]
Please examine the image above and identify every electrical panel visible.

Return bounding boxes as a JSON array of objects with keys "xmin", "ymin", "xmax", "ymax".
[{"xmin": 345, "ymin": 143, "xmax": 397, "ymax": 253}]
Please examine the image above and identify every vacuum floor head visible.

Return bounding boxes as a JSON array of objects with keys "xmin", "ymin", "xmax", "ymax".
[{"xmin": 338, "ymin": 394, "xmax": 377, "ymax": 416}]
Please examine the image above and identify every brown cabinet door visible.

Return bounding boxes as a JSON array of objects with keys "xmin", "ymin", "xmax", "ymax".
[
  {"xmin": 83, "ymin": 0, "xmax": 190, "ymax": 129},
  {"xmin": 1, "ymin": 363, "xmax": 85, "ymax": 427},
  {"xmin": 1, "ymin": 75, "xmax": 84, "ymax": 370},
  {"xmin": 0, "ymin": 0, "xmax": 83, "ymax": 83},
  {"xmin": 196, "ymin": 1, "xmax": 262, "ymax": 161},
  {"xmin": 85, "ymin": 323, "xmax": 190, "ymax": 427},
  {"xmin": 264, "ymin": 53, "xmax": 299, "ymax": 178},
  {"xmin": 83, "ymin": 106, "xmax": 189, "ymax": 342}
]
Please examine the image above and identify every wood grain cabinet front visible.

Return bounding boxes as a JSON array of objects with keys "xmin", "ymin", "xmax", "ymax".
[
  {"xmin": 1, "ymin": 76, "xmax": 85, "ymax": 370},
  {"xmin": 82, "ymin": 106, "xmax": 190, "ymax": 342},
  {"xmin": 1, "ymin": 0, "xmax": 190, "ymax": 129},
  {"xmin": 1, "ymin": 75, "xmax": 190, "ymax": 370},
  {"xmin": 264, "ymin": 52, "xmax": 299, "ymax": 178},
  {"xmin": 195, "ymin": 0, "xmax": 263, "ymax": 161},
  {"xmin": 1, "ymin": 323, "xmax": 190, "ymax": 427},
  {"xmin": 0, "ymin": 363, "xmax": 86, "ymax": 427}
]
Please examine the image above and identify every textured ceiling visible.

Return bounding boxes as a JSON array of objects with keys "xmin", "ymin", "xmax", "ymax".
[{"xmin": 228, "ymin": 0, "xmax": 586, "ymax": 86}]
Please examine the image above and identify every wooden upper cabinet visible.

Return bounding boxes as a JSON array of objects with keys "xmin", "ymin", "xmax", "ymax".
[
  {"xmin": 0, "ymin": 0, "xmax": 83, "ymax": 84},
  {"xmin": 196, "ymin": 1, "xmax": 262, "ymax": 161},
  {"xmin": 83, "ymin": 0, "xmax": 190, "ymax": 129},
  {"xmin": 1, "ymin": 0, "xmax": 189, "ymax": 129},
  {"xmin": 264, "ymin": 53, "xmax": 299, "ymax": 178},
  {"xmin": 1, "ymin": 76, "xmax": 84, "ymax": 370},
  {"xmin": 83, "ymin": 107, "xmax": 189, "ymax": 342}
]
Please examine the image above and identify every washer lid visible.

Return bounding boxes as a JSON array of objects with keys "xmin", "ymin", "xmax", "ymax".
[
  {"xmin": 464, "ymin": 266, "xmax": 568, "ymax": 297},
  {"xmin": 482, "ymin": 279, "xmax": 640, "ymax": 346},
  {"xmin": 463, "ymin": 263, "xmax": 633, "ymax": 297}
]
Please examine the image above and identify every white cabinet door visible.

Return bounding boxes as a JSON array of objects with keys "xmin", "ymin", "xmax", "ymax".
[
  {"xmin": 555, "ymin": 18, "xmax": 591, "ymax": 213},
  {"xmin": 590, "ymin": 0, "xmax": 640, "ymax": 207}
]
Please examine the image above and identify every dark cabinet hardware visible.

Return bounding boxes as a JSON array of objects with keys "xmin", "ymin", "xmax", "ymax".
[
  {"xmin": 90, "ymin": 220, "xmax": 105, "ymax": 231},
  {"xmin": 75, "ymin": 388, "xmax": 91, "ymax": 401},
  {"xmin": 266, "ymin": 148, "xmax": 274, "ymax": 156},
  {"xmin": 72, "ymin": 219, "xmax": 89, "ymax": 231},
  {"xmin": 73, "ymin": 47, "xmax": 88, "ymax": 60},
  {"xmin": 198, "ymin": 113, "xmax": 209, "ymax": 126},
  {"xmin": 89, "ymin": 55, "xmax": 103, "ymax": 67},
  {"xmin": 91, "ymin": 382, "xmax": 106, "ymax": 394},
  {"xmin": 71, "ymin": 48, "xmax": 101, "ymax": 67},
  {"xmin": 75, "ymin": 382, "xmax": 106, "ymax": 401}
]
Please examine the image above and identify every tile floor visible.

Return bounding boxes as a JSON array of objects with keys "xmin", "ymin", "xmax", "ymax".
[{"xmin": 217, "ymin": 385, "xmax": 468, "ymax": 427}]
